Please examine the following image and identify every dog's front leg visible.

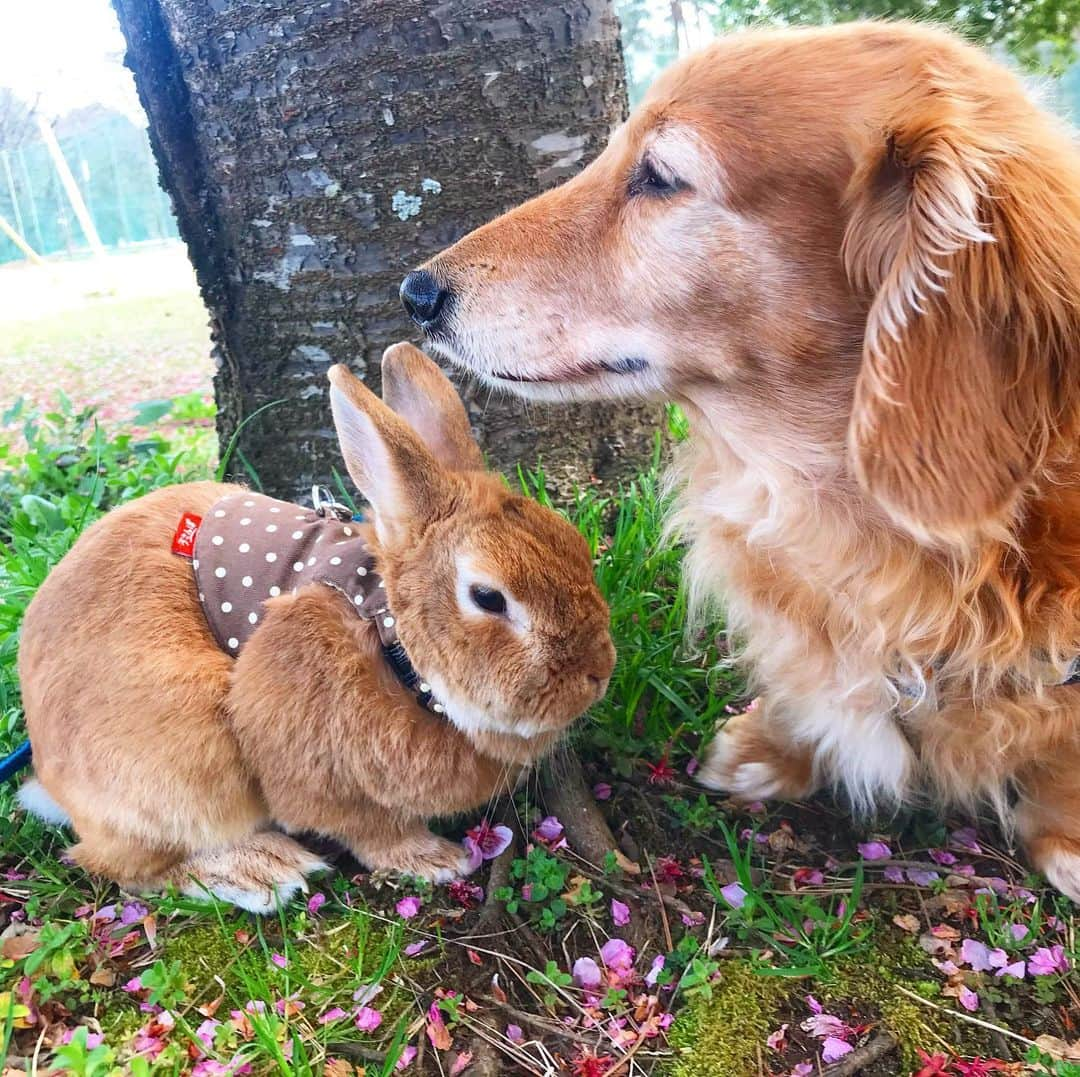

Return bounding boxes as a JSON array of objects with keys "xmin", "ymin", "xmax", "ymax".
[
  {"xmin": 698, "ymin": 672, "xmax": 915, "ymax": 812},
  {"xmin": 696, "ymin": 700, "xmax": 818, "ymax": 801}
]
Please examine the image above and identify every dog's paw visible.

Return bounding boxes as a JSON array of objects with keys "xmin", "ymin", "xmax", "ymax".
[
  {"xmin": 1030, "ymin": 836, "xmax": 1080, "ymax": 903},
  {"xmin": 697, "ymin": 712, "xmax": 815, "ymax": 802},
  {"xmin": 697, "ymin": 734, "xmax": 787, "ymax": 800}
]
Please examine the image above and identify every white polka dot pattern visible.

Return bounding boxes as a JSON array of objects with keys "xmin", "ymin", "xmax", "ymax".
[
  {"xmin": 189, "ymin": 492, "xmax": 444, "ymax": 716},
  {"xmin": 193, "ymin": 492, "xmax": 380, "ymax": 656}
]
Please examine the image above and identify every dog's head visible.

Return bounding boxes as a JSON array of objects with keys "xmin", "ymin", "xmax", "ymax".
[{"xmin": 405, "ymin": 23, "xmax": 1080, "ymax": 544}]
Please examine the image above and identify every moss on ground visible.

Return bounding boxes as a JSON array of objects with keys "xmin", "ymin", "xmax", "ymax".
[{"xmin": 667, "ymin": 961, "xmax": 789, "ymax": 1076}]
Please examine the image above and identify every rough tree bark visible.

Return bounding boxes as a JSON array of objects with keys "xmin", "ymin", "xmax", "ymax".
[{"xmin": 112, "ymin": 0, "xmax": 662, "ymax": 500}]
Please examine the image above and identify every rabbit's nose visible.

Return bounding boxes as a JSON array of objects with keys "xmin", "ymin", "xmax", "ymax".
[{"xmin": 587, "ymin": 673, "xmax": 610, "ymax": 702}]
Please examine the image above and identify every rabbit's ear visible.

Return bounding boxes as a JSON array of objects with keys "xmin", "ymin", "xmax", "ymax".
[
  {"xmin": 327, "ymin": 364, "xmax": 449, "ymax": 545},
  {"xmin": 380, "ymin": 343, "xmax": 484, "ymax": 471}
]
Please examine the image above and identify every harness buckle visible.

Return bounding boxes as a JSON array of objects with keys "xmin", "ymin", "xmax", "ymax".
[{"xmin": 311, "ymin": 485, "xmax": 354, "ymax": 521}]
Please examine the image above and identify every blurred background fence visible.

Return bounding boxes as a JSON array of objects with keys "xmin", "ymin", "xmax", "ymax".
[{"xmin": 0, "ymin": 103, "xmax": 177, "ymax": 265}]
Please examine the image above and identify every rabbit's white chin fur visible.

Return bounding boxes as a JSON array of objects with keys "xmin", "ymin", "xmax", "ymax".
[{"xmin": 425, "ymin": 677, "xmax": 544, "ymax": 740}]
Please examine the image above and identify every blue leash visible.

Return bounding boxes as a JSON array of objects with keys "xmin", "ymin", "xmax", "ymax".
[{"xmin": 0, "ymin": 740, "xmax": 31, "ymax": 783}]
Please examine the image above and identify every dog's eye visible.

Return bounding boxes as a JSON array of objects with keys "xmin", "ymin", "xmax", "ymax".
[
  {"xmin": 470, "ymin": 584, "xmax": 507, "ymax": 615},
  {"xmin": 628, "ymin": 157, "xmax": 682, "ymax": 199}
]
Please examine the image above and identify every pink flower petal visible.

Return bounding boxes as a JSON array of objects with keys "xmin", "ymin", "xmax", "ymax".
[
  {"xmin": 396, "ymin": 896, "xmax": 422, "ymax": 919},
  {"xmin": 195, "ymin": 1018, "xmax": 220, "ymax": 1050},
  {"xmin": 270, "ymin": 953, "xmax": 288, "ymax": 969},
  {"xmin": 593, "ymin": 783, "xmax": 612, "ymax": 800},
  {"xmin": 600, "ymin": 938, "xmax": 635, "ymax": 970},
  {"xmin": 307, "ymin": 893, "xmax": 326, "ymax": 916},
  {"xmin": 906, "ymin": 869, "xmax": 940, "ymax": 887},
  {"xmin": 960, "ymin": 938, "xmax": 991, "ymax": 972},
  {"xmin": 532, "ymin": 816, "xmax": 565, "ymax": 844},
  {"xmin": 720, "ymin": 882, "xmax": 746, "ymax": 908},
  {"xmin": 404, "ymin": 941, "xmax": 429, "ymax": 957},
  {"xmin": 806, "ymin": 995, "xmax": 823, "ymax": 1015},
  {"xmin": 1030, "ymin": 944, "xmax": 1070, "ymax": 976},
  {"xmin": 883, "ymin": 866, "xmax": 905, "ymax": 884},
  {"xmin": 857, "ymin": 841, "xmax": 892, "ymax": 861},
  {"xmin": 766, "ymin": 1024, "xmax": 788, "ymax": 1051},
  {"xmin": 484, "ymin": 826, "xmax": 513, "ymax": 859},
  {"xmin": 996, "ymin": 959, "xmax": 1026, "ymax": 979},
  {"xmin": 958, "ymin": 986, "xmax": 979, "ymax": 1012},
  {"xmin": 506, "ymin": 1024, "xmax": 524, "ymax": 1043},
  {"xmin": 929, "ymin": 849, "xmax": 957, "ymax": 866},
  {"xmin": 462, "ymin": 836, "xmax": 483, "ymax": 874},
  {"xmin": 319, "ymin": 1007, "xmax": 347, "ymax": 1024},
  {"xmin": 611, "ymin": 899, "xmax": 631, "ymax": 926},
  {"xmin": 355, "ymin": 1006, "xmax": 383, "ymax": 1031},
  {"xmin": 950, "ymin": 826, "xmax": 982, "ymax": 854},
  {"xmin": 644, "ymin": 954, "xmax": 665, "ymax": 987},
  {"xmin": 573, "ymin": 957, "xmax": 602, "ymax": 989},
  {"xmin": 822, "ymin": 1037, "xmax": 853, "ymax": 1063},
  {"xmin": 396, "ymin": 1045, "xmax": 418, "ymax": 1070}
]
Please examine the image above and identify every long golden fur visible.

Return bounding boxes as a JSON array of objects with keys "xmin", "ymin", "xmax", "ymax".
[
  {"xmin": 17, "ymin": 345, "xmax": 614, "ymax": 910},
  {"xmin": 412, "ymin": 22, "xmax": 1080, "ymax": 899}
]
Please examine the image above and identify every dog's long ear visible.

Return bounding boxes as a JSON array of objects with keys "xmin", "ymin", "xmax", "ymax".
[{"xmin": 842, "ymin": 78, "xmax": 1080, "ymax": 543}]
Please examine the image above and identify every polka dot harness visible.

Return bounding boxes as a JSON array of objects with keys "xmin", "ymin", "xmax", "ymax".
[{"xmin": 191, "ymin": 491, "xmax": 446, "ymax": 716}]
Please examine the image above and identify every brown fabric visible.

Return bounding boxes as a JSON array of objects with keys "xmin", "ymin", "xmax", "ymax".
[
  {"xmin": 190, "ymin": 494, "xmax": 444, "ymax": 708},
  {"xmin": 193, "ymin": 492, "xmax": 390, "ymax": 652}
]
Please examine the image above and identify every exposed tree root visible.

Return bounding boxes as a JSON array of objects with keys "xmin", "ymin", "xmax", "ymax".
[
  {"xmin": 542, "ymin": 746, "xmax": 628, "ymax": 871},
  {"xmin": 822, "ymin": 1031, "xmax": 897, "ymax": 1076}
]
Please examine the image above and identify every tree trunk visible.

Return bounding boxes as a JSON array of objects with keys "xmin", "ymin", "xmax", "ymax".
[{"xmin": 113, "ymin": 0, "xmax": 662, "ymax": 501}]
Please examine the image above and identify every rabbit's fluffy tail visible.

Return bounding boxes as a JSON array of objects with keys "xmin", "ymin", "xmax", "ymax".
[
  {"xmin": 167, "ymin": 831, "xmax": 328, "ymax": 914},
  {"xmin": 17, "ymin": 778, "xmax": 71, "ymax": 827}
]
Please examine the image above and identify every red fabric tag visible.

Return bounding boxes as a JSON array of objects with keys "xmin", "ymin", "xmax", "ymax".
[{"xmin": 171, "ymin": 512, "xmax": 202, "ymax": 558}]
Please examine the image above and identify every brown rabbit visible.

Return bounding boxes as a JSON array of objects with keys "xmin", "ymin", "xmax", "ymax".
[{"xmin": 16, "ymin": 343, "xmax": 615, "ymax": 912}]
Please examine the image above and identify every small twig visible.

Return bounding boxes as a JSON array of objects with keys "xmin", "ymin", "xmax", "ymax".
[
  {"xmin": 978, "ymin": 991, "xmax": 1017, "ymax": 1061},
  {"xmin": 487, "ymin": 999, "xmax": 592, "ymax": 1046},
  {"xmin": 894, "ymin": 985, "xmax": 1038, "ymax": 1047},
  {"xmin": 822, "ymin": 1031, "xmax": 896, "ymax": 1076},
  {"xmin": 325, "ymin": 1043, "xmax": 388, "ymax": 1065},
  {"xmin": 646, "ymin": 852, "xmax": 674, "ymax": 954}
]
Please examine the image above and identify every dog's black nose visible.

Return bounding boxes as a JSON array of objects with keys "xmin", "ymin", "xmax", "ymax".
[{"xmin": 400, "ymin": 270, "xmax": 449, "ymax": 328}]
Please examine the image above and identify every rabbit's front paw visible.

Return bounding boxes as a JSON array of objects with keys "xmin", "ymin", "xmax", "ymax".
[{"xmin": 359, "ymin": 830, "xmax": 473, "ymax": 884}]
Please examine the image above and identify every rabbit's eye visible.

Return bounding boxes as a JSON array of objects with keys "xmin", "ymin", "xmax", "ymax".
[{"xmin": 469, "ymin": 584, "xmax": 507, "ymax": 615}]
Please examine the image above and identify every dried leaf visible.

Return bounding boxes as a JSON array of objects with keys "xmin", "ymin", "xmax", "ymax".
[
  {"xmin": 426, "ymin": 1017, "xmax": 453, "ymax": 1051},
  {"xmin": 613, "ymin": 849, "xmax": 641, "ymax": 875},
  {"xmin": 892, "ymin": 914, "xmax": 920, "ymax": 934},
  {"xmin": 89, "ymin": 967, "xmax": 116, "ymax": 987},
  {"xmin": 1, "ymin": 933, "xmax": 40, "ymax": 961},
  {"xmin": 490, "ymin": 975, "xmax": 507, "ymax": 1005},
  {"xmin": 1035, "ymin": 1035, "xmax": 1080, "ymax": 1061},
  {"xmin": 449, "ymin": 1051, "xmax": 474, "ymax": 1076},
  {"xmin": 324, "ymin": 1060, "xmax": 358, "ymax": 1077}
]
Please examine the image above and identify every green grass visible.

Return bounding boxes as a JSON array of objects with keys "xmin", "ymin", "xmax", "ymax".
[{"xmin": 2, "ymin": 396, "xmax": 1079, "ymax": 1076}]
